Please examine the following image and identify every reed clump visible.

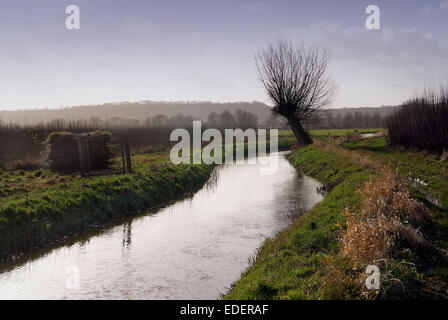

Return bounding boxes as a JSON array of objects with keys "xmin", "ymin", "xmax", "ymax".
[
  {"xmin": 341, "ymin": 167, "xmax": 432, "ymax": 264},
  {"xmin": 321, "ymin": 167, "xmax": 434, "ymax": 299}
]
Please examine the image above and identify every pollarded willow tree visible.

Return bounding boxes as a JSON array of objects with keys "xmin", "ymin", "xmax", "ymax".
[{"xmin": 256, "ymin": 41, "xmax": 336, "ymax": 145}]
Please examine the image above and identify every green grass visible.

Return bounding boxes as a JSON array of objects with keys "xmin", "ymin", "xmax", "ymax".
[
  {"xmin": 0, "ymin": 135, "xmax": 295, "ymax": 261},
  {"xmin": 3, "ymin": 130, "xmax": 447, "ymax": 298},
  {"xmin": 342, "ymin": 137, "xmax": 448, "ymax": 211},
  {"xmin": 0, "ymin": 152, "xmax": 214, "ymax": 261},
  {"xmin": 225, "ymin": 145, "xmax": 375, "ymax": 299},
  {"xmin": 278, "ymin": 129, "xmax": 381, "ymax": 140},
  {"xmin": 342, "ymin": 137, "xmax": 448, "ymax": 298},
  {"xmin": 226, "ymin": 134, "xmax": 448, "ymax": 299},
  {"xmin": 341, "ymin": 136, "xmax": 448, "ymax": 263}
]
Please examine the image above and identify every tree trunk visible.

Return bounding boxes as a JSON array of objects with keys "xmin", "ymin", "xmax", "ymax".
[{"xmin": 289, "ymin": 119, "xmax": 313, "ymax": 146}]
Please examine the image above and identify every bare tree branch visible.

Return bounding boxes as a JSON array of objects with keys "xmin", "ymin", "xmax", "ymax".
[{"xmin": 256, "ymin": 40, "xmax": 337, "ymax": 145}]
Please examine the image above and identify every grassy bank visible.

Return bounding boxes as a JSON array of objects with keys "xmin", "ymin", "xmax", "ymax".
[
  {"xmin": 340, "ymin": 137, "xmax": 448, "ymax": 210},
  {"xmin": 0, "ymin": 136, "xmax": 295, "ymax": 262},
  {"xmin": 0, "ymin": 152, "xmax": 213, "ymax": 261},
  {"xmin": 225, "ymin": 145, "xmax": 375, "ymax": 299},
  {"xmin": 226, "ymin": 133, "xmax": 448, "ymax": 299}
]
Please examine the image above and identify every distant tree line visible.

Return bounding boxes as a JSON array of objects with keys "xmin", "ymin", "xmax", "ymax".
[
  {"xmin": 313, "ymin": 111, "xmax": 385, "ymax": 129},
  {"xmin": 0, "ymin": 109, "xmax": 260, "ymax": 168},
  {"xmin": 206, "ymin": 109, "xmax": 258, "ymax": 129},
  {"xmin": 258, "ymin": 110, "xmax": 386, "ymax": 130},
  {"xmin": 0, "ymin": 105, "xmax": 392, "ymax": 169},
  {"xmin": 51, "ymin": 109, "xmax": 260, "ymax": 130}
]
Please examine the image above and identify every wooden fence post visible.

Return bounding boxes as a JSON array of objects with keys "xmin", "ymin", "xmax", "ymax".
[
  {"xmin": 85, "ymin": 134, "xmax": 92, "ymax": 173},
  {"xmin": 78, "ymin": 136, "xmax": 93, "ymax": 177},
  {"xmin": 125, "ymin": 142, "xmax": 132, "ymax": 173},
  {"xmin": 121, "ymin": 143, "xmax": 126, "ymax": 174}
]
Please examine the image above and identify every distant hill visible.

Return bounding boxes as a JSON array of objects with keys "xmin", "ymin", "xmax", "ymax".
[
  {"xmin": 0, "ymin": 101, "xmax": 273, "ymax": 125},
  {"xmin": 0, "ymin": 100, "xmax": 398, "ymax": 125}
]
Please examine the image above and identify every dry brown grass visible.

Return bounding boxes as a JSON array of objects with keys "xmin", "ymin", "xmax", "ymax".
[
  {"xmin": 341, "ymin": 167, "xmax": 431, "ymax": 264},
  {"xmin": 342, "ymin": 209, "xmax": 395, "ymax": 264},
  {"xmin": 321, "ymin": 255, "xmax": 363, "ymax": 299},
  {"xmin": 441, "ymin": 149, "xmax": 448, "ymax": 162},
  {"xmin": 320, "ymin": 167, "xmax": 435, "ymax": 299}
]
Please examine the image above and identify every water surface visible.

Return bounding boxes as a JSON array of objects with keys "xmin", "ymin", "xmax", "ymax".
[{"xmin": 0, "ymin": 152, "xmax": 323, "ymax": 299}]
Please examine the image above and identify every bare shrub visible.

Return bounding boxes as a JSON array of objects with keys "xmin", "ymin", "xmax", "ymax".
[
  {"xmin": 341, "ymin": 167, "xmax": 432, "ymax": 264},
  {"xmin": 386, "ymin": 86, "xmax": 448, "ymax": 155},
  {"xmin": 342, "ymin": 209, "xmax": 395, "ymax": 263},
  {"xmin": 359, "ymin": 168, "xmax": 431, "ymax": 225}
]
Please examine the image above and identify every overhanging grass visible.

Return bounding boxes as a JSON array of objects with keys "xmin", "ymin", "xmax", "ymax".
[
  {"xmin": 224, "ymin": 145, "xmax": 375, "ymax": 299},
  {"xmin": 342, "ymin": 137, "xmax": 448, "ymax": 211},
  {"xmin": 224, "ymin": 136, "xmax": 448, "ymax": 299},
  {"xmin": 0, "ymin": 152, "xmax": 213, "ymax": 261},
  {"xmin": 0, "ymin": 135, "xmax": 295, "ymax": 261}
]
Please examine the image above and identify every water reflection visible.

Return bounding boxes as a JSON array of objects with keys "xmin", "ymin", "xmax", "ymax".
[
  {"xmin": 122, "ymin": 222, "xmax": 133, "ymax": 249},
  {"xmin": 0, "ymin": 152, "xmax": 323, "ymax": 300}
]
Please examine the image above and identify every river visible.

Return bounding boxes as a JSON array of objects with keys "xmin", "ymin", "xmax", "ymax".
[{"xmin": 0, "ymin": 152, "xmax": 323, "ymax": 299}]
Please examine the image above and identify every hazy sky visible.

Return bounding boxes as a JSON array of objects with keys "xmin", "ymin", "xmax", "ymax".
[{"xmin": 0, "ymin": 0, "xmax": 447, "ymax": 110}]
